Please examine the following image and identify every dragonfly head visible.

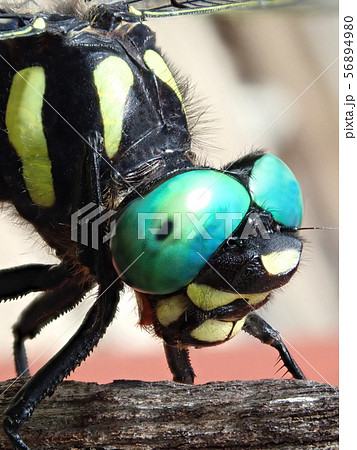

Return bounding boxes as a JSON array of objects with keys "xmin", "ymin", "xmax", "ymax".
[
  {"xmin": 110, "ymin": 151, "xmax": 303, "ymax": 346},
  {"xmin": 111, "ymin": 151, "xmax": 303, "ymax": 292}
]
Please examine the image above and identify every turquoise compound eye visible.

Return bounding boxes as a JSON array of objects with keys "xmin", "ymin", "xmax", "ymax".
[
  {"xmin": 249, "ymin": 154, "xmax": 303, "ymax": 227},
  {"xmin": 111, "ymin": 170, "xmax": 250, "ymax": 294}
]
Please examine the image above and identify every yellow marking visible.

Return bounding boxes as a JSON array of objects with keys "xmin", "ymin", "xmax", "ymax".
[
  {"xmin": 261, "ymin": 249, "xmax": 300, "ymax": 276},
  {"xmin": 93, "ymin": 56, "xmax": 134, "ymax": 159},
  {"xmin": 33, "ymin": 17, "xmax": 46, "ymax": 30},
  {"xmin": 187, "ymin": 283, "xmax": 239, "ymax": 311},
  {"xmin": 231, "ymin": 317, "xmax": 247, "ymax": 338},
  {"xmin": 143, "ymin": 49, "xmax": 184, "ymax": 105},
  {"xmin": 191, "ymin": 319, "xmax": 234, "ymax": 343},
  {"xmin": 187, "ymin": 283, "xmax": 270, "ymax": 310},
  {"xmin": 242, "ymin": 291, "xmax": 271, "ymax": 306},
  {"xmin": 0, "ymin": 17, "xmax": 46, "ymax": 38},
  {"xmin": 156, "ymin": 295, "xmax": 190, "ymax": 327},
  {"xmin": 1, "ymin": 24, "xmax": 34, "ymax": 38},
  {"xmin": 128, "ymin": 5, "xmax": 143, "ymax": 17},
  {"xmin": 6, "ymin": 67, "xmax": 55, "ymax": 207}
]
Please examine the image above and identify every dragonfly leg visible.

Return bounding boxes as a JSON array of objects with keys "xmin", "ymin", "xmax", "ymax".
[
  {"xmin": 164, "ymin": 343, "xmax": 196, "ymax": 384},
  {"xmin": 0, "ymin": 263, "xmax": 68, "ymax": 301},
  {"xmin": 242, "ymin": 312, "xmax": 306, "ymax": 380},
  {"xmin": 4, "ymin": 268, "xmax": 121, "ymax": 449},
  {"xmin": 13, "ymin": 276, "xmax": 94, "ymax": 376}
]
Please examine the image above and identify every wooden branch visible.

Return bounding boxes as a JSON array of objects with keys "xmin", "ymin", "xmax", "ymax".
[{"xmin": 0, "ymin": 378, "xmax": 338, "ymax": 449}]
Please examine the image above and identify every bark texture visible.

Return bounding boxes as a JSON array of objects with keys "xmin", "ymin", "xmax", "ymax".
[{"xmin": 0, "ymin": 378, "xmax": 338, "ymax": 449}]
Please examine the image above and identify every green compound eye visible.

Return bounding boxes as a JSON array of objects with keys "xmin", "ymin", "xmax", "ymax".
[
  {"xmin": 111, "ymin": 170, "xmax": 250, "ymax": 294},
  {"xmin": 249, "ymin": 154, "xmax": 303, "ymax": 228}
]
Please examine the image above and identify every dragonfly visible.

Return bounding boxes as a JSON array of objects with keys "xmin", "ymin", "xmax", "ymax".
[{"xmin": 0, "ymin": 0, "xmax": 337, "ymax": 448}]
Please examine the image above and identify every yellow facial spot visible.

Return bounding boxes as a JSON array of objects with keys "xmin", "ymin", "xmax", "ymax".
[
  {"xmin": 187, "ymin": 283, "xmax": 239, "ymax": 311},
  {"xmin": 241, "ymin": 292, "xmax": 271, "ymax": 306},
  {"xmin": 93, "ymin": 56, "xmax": 134, "ymax": 159},
  {"xmin": 191, "ymin": 319, "xmax": 235, "ymax": 343},
  {"xmin": 261, "ymin": 249, "xmax": 300, "ymax": 276},
  {"xmin": 231, "ymin": 316, "xmax": 247, "ymax": 338},
  {"xmin": 6, "ymin": 66, "xmax": 55, "ymax": 207},
  {"xmin": 156, "ymin": 295, "xmax": 190, "ymax": 327},
  {"xmin": 143, "ymin": 49, "xmax": 184, "ymax": 106}
]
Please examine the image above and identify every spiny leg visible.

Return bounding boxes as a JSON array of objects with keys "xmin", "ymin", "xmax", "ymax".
[
  {"xmin": 13, "ymin": 277, "xmax": 94, "ymax": 377},
  {"xmin": 164, "ymin": 343, "xmax": 196, "ymax": 384},
  {"xmin": 0, "ymin": 263, "xmax": 68, "ymax": 301},
  {"xmin": 242, "ymin": 312, "xmax": 306, "ymax": 380},
  {"xmin": 0, "ymin": 262, "xmax": 80, "ymax": 376},
  {"xmin": 4, "ymin": 270, "xmax": 121, "ymax": 450}
]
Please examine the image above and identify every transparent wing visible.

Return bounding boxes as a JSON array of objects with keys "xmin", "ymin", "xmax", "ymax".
[
  {"xmin": 125, "ymin": 0, "xmax": 299, "ymax": 18},
  {"xmin": 1, "ymin": 1, "xmax": 332, "ymax": 19}
]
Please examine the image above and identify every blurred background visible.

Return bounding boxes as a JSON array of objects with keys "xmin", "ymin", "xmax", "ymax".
[{"xmin": 0, "ymin": 1, "xmax": 338, "ymax": 386}]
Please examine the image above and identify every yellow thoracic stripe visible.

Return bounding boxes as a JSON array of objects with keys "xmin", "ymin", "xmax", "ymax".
[
  {"xmin": 143, "ymin": 49, "xmax": 184, "ymax": 106},
  {"xmin": 6, "ymin": 66, "xmax": 55, "ymax": 208},
  {"xmin": 93, "ymin": 56, "xmax": 134, "ymax": 159}
]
